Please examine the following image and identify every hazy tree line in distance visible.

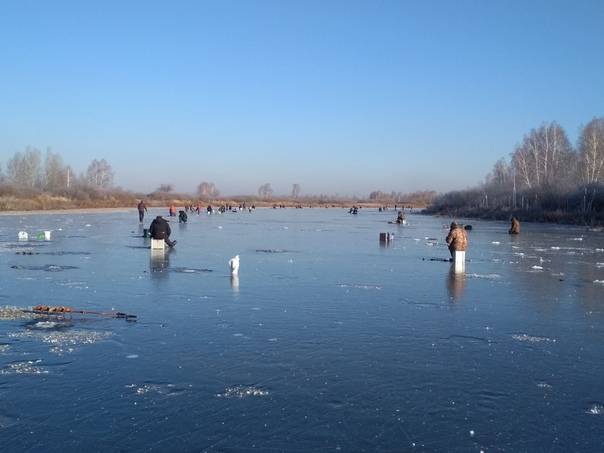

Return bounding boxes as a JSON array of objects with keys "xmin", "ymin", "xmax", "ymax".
[
  {"xmin": 0, "ymin": 147, "xmax": 116, "ymax": 197},
  {"xmin": 426, "ymin": 117, "xmax": 604, "ymax": 224},
  {"xmin": 0, "ymin": 147, "xmax": 447, "ymax": 211}
]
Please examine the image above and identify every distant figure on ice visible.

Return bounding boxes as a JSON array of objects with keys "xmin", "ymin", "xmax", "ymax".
[
  {"xmin": 150, "ymin": 216, "xmax": 176, "ymax": 248},
  {"xmin": 137, "ymin": 200, "xmax": 148, "ymax": 223},
  {"xmin": 509, "ymin": 217, "xmax": 520, "ymax": 235},
  {"xmin": 445, "ymin": 222, "xmax": 468, "ymax": 259},
  {"xmin": 396, "ymin": 210, "xmax": 406, "ymax": 224},
  {"xmin": 169, "ymin": 205, "xmax": 177, "ymax": 217},
  {"xmin": 178, "ymin": 210, "xmax": 188, "ymax": 223}
]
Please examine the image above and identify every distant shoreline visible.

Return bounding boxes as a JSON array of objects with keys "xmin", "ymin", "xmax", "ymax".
[
  {"xmin": 0, "ymin": 201, "xmax": 427, "ymax": 216},
  {"xmin": 0, "ymin": 207, "xmax": 133, "ymax": 216},
  {"xmin": 0, "ymin": 204, "xmax": 373, "ymax": 216},
  {"xmin": 423, "ymin": 206, "xmax": 604, "ymax": 227}
]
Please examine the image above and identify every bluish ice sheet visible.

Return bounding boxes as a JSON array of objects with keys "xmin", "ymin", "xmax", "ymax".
[{"xmin": 0, "ymin": 208, "xmax": 603, "ymax": 452}]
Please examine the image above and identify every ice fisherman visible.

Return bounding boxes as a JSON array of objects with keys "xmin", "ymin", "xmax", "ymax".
[
  {"xmin": 396, "ymin": 211, "xmax": 405, "ymax": 224},
  {"xmin": 509, "ymin": 217, "xmax": 520, "ymax": 235},
  {"xmin": 445, "ymin": 222, "xmax": 468, "ymax": 259},
  {"xmin": 149, "ymin": 215, "xmax": 177, "ymax": 247}
]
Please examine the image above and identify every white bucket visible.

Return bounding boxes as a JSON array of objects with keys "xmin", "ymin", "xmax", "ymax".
[
  {"xmin": 454, "ymin": 251, "xmax": 466, "ymax": 273},
  {"xmin": 151, "ymin": 238, "xmax": 165, "ymax": 251},
  {"xmin": 44, "ymin": 231, "xmax": 51, "ymax": 240},
  {"xmin": 18, "ymin": 231, "xmax": 28, "ymax": 241}
]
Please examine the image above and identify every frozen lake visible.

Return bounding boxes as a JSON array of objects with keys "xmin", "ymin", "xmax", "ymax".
[{"xmin": 1, "ymin": 208, "xmax": 603, "ymax": 452}]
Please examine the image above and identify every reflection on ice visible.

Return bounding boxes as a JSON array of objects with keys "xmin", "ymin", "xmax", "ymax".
[
  {"xmin": 447, "ymin": 266, "xmax": 466, "ymax": 301},
  {"xmin": 231, "ymin": 274, "xmax": 239, "ymax": 291}
]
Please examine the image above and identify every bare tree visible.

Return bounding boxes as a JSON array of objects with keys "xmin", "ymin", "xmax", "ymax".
[
  {"xmin": 579, "ymin": 117, "xmax": 604, "ymax": 184},
  {"xmin": 197, "ymin": 181, "xmax": 219, "ymax": 199},
  {"xmin": 487, "ymin": 158, "xmax": 511, "ymax": 187},
  {"xmin": 7, "ymin": 147, "xmax": 42, "ymax": 188},
  {"xmin": 291, "ymin": 183, "xmax": 301, "ymax": 198},
  {"xmin": 511, "ymin": 122, "xmax": 575, "ymax": 190},
  {"xmin": 369, "ymin": 190, "xmax": 387, "ymax": 200},
  {"xmin": 65, "ymin": 166, "xmax": 73, "ymax": 189},
  {"xmin": 86, "ymin": 158, "xmax": 114, "ymax": 188},
  {"xmin": 157, "ymin": 184, "xmax": 174, "ymax": 193},
  {"xmin": 44, "ymin": 149, "xmax": 67, "ymax": 192},
  {"xmin": 258, "ymin": 183, "xmax": 273, "ymax": 199}
]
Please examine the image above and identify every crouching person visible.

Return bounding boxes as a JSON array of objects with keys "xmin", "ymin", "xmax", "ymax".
[
  {"xmin": 179, "ymin": 210, "xmax": 188, "ymax": 223},
  {"xmin": 509, "ymin": 217, "xmax": 520, "ymax": 235}
]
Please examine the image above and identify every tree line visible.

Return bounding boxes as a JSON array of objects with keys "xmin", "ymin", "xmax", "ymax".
[
  {"xmin": 0, "ymin": 147, "xmax": 114, "ymax": 194},
  {"xmin": 427, "ymin": 117, "xmax": 604, "ymax": 224}
]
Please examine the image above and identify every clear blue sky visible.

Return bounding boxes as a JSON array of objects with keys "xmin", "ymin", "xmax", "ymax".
[{"xmin": 0, "ymin": 0, "xmax": 602, "ymax": 196}]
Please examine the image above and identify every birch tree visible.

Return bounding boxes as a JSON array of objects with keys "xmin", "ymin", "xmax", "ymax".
[
  {"xmin": 197, "ymin": 181, "xmax": 219, "ymax": 199},
  {"xmin": 7, "ymin": 147, "xmax": 42, "ymax": 188},
  {"xmin": 258, "ymin": 183, "xmax": 273, "ymax": 199},
  {"xmin": 86, "ymin": 158, "xmax": 114, "ymax": 188},
  {"xmin": 44, "ymin": 150, "xmax": 67, "ymax": 192},
  {"xmin": 579, "ymin": 117, "xmax": 604, "ymax": 184},
  {"xmin": 511, "ymin": 122, "xmax": 574, "ymax": 189}
]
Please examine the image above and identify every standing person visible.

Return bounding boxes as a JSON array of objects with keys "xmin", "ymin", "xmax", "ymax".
[
  {"xmin": 169, "ymin": 204, "xmax": 176, "ymax": 217},
  {"xmin": 509, "ymin": 217, "xmax": 520, "ymax": 234},
  {"xmin": 196, "ymin": 202, "xmax": 201, "ymax": 215},
  {"xmin": 149, "ymin": 215, "xmax": 176, "ymax": 247},
  {"xmin": 445, "ymin": 222, "xmax": 468, "ymax": 259},
  {"xmin": 137, "ymin": 200, "xmax": 148, "ymax": 223}
]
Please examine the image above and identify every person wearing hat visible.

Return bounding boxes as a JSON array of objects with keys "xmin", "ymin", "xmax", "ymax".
[
  {"xmin": 149, "ymin": 215, "xmax": 176, "ymax": 247},
  {"xmin": 445, "ymin": 222, "xmax": 468, "ymax": 258}
]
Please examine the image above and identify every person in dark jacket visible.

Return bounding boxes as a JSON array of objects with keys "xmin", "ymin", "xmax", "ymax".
[
  {"xmin": 149, "ymin": 216, "xmax": 176, "ymax": 247},
  {"xmin": 509, "ymin": 217, "xmax": 520, "ymax": 234},
  {"xmin": 396, "ymin": 211, "xmax": 405, "ymax": 224},
  {"xmin": 178, "ymin": 210, "xmax": 188, "ymax": 223},
  {"xmin": 137, "ymin": 200, "xmax": 148, "ymax": 223}
]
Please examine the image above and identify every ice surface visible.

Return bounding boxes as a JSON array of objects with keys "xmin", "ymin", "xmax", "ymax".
[{"xmin": 0, "ymin": 209, "xmax": 602, "ymax": 451}]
